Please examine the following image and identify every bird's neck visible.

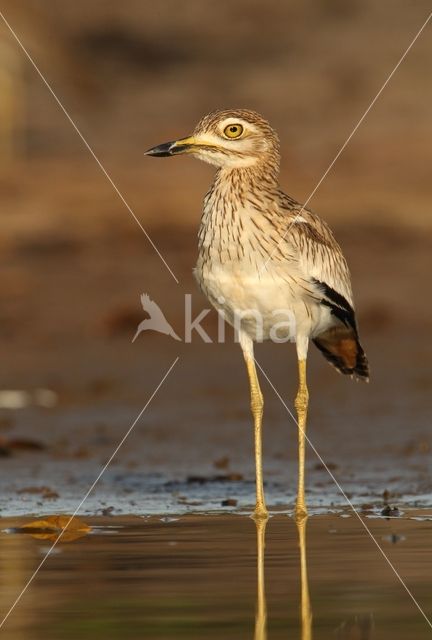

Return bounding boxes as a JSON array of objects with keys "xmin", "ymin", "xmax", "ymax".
[
  {"xmin": 215, "ymin": 161, "xmax": 279, "ymax": 195},
  {"xmin": 204, "ymin": 162, "xmax": 280, "ymax": 218},
  {"xmin": 198, "ymin": 161, "xmax": 280, "ymax": 261}
]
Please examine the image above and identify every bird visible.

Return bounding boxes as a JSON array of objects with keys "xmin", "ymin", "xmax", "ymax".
[
  {"xmin": 132, "ymin": 293, "xmax": 181, "ymax": 342},
  {"xmin": 145, "ymin": 109, "xmax": 369, "ymax": 520}
]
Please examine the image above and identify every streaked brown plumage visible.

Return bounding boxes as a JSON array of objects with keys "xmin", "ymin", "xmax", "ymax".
[{"xmin": 145, "ymin": 108, "xmax": 369, "ymax": 520}]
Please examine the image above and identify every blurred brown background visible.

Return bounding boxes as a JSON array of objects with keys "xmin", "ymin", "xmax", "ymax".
[{"xmin": 0, "ymin": 1, "xmax": 430, "ymax": 512}]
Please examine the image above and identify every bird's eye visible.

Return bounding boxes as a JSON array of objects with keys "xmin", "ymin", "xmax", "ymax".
[{"xmin": 223, "ymin": 123, "xmax": 244, "ymax": 139}]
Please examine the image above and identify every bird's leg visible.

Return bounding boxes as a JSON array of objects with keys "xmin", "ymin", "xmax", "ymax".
[
  {"xmin": 242, "ymin": 345, "xmax": 268, "ymax": 519},
  {"xmin": 246, "ymin": 356, "xmax": 268, "ymax": 518},
  {"xmin": 295, "ymin": 358, "xmax": 309, "ymax": 520}
]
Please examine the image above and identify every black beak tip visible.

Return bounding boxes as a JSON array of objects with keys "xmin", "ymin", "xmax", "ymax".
[{"xmin": 144, "ymin": 141, "xmax": 174, "ymax": 157}]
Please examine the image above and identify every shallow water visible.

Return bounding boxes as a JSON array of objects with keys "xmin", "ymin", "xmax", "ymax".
[{"xmin": 1, "ymin": 512, "xmax": 431, "ymax": 639}]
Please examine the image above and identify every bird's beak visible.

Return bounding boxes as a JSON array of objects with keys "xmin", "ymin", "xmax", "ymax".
[{"xmin": 144, "ymin": 136, "xmax": 196, "ymax": 157}]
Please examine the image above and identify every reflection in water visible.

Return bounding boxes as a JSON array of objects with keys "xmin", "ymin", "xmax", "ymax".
[
  {"xmin": 298, "ymin": 516, "xmax": 313, "ymax": 640},
  {"xmin": 253, "ymin": 516, "xmax": 313, "ymax": 640},
  {"xmin": 254, "ymin": 517, "xmax": 267, "ymax": 640},
  {"xmin": 336, "ymin": 614, "xmax": 374, "ymax": 639},
  {"xmin": 253, "ymin": 517, "xmax": 376, "ymax": 639},
  {"xmin": 2, "ymin": 514, "xmax": 427, "ymax": 638}
]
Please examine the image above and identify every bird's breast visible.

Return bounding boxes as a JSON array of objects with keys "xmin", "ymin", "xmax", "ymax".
[
  {"xmin": 195, "ymin": 225, "xmax": 302, "ymax": 341},
  {"xmin": 194, "ymin": 200, "xmax": 334, "ymax": 342}
]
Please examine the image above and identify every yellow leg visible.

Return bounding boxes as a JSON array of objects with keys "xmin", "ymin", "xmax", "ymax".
[
  {"xmin": 297, "ymin": 515, "xmax": 313, "ymax": 640},
  {"xmin": 254, "ymin": 516, "xmax": 268, "ymax": 640},
  {"xmin": 295, "ymin": 359, "xmax": 309, "ymax": 520},
  {"xmin": 244, "ymin": 356, "xmax": 268, "ymax": 519}
]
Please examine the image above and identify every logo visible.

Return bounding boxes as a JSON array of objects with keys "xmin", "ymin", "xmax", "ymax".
[
  {"xmin": 133, "ymin": 293, "xmax": 297, "ymax": 344},
  {"xmin": 132, "ymin": 294, "xmax": 181, "ymax": 342}
]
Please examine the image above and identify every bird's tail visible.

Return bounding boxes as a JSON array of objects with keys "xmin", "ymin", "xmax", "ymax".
[{"xmin": 313, "ymin": 325, "xmax": 369, "ymax": 382}]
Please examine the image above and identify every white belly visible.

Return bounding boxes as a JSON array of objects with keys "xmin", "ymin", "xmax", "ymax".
[{"xmin": 194, "ymin": 259, "xmax": 333, "ymax": 343}]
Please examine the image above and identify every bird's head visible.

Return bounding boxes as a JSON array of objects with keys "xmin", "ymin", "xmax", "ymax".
[{"xmin": 145, "ymin": 109, "xmax": 280, "ymax": 171}]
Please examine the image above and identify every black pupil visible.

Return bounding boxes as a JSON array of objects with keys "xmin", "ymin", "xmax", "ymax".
[{"xmin": 230, "ymin": 126, "xmax": 237, "ymax": 132}]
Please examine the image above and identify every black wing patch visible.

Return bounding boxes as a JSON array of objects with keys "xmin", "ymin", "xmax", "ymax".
[{"xmin": 312, "ymin": 279, "xmax": 357, "ymax": 333}]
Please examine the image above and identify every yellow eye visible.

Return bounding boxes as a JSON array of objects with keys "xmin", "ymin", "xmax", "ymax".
[{"xmin": 223, "ymin": 123, "xmax": 244, "ymax": 139}]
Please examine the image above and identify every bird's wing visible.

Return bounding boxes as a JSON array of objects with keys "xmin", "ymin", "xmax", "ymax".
[
  {"xmin": 277, "ymin": 197, "xmax": 368, "ymax": 378},
  {"xmin": 279, "ymin": 199, "xmax": 355, "ymax": 320},
  {"xmin": 140, "ymin": 293, "xmax": 165, "ymax": 321}
]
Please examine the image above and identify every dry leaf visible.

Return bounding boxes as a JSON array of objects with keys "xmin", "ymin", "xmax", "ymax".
[{"xmin": 19, "ymin": 515, "xmax": 91, "ymax": 542}]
